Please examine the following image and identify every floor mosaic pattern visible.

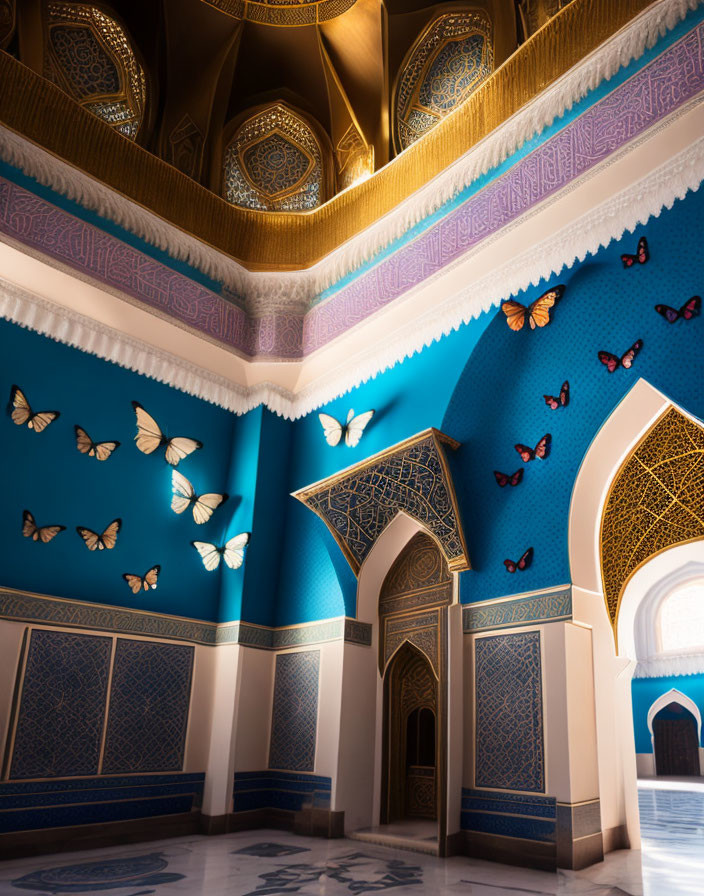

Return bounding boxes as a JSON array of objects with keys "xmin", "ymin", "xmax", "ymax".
[{"xmin": 0, "ymin": 783, "xmax": 703, "ymax": 894}]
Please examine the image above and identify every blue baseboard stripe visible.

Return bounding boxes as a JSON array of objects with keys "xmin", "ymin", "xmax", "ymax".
[{"xmin": 233, "ymin": 771, "xmax": 331, "ymax": 814}]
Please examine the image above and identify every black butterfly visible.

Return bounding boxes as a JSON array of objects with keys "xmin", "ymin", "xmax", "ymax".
[
  {"xmin": 544, "ymin": 381, "xmax": 569, "ymax": 410},
  {"xmin": 494, "ymin": 469, "xmax": 523, "ymax": 488},
  {"xmin": 655, "ymin": 296, "xmax": 700, "ymax": 323},
  {"xmin": 504, "ymin": 548, "xmax": 534, "ymax": 573},
  {"xmin": 621, "ymin": 236, "xmax": 649, "ymax": 267}
]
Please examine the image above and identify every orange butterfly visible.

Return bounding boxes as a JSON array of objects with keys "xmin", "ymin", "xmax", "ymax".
[
  {"xmin": 22, "ymin": 510, "xmax": 65, "ymax": 543},
  {"xmin": 501, "ymin": 286, "xmax": 565, "ymax": 331}
]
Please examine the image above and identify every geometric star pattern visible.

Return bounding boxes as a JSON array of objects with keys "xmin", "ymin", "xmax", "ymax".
[
  {"xmin": 474, "ymin": 631, "xmax": 545, "ymax": 793},
  {"xmin": 101, "ymin": 639, "xmax": 194, "ymax": 774},
  {"xmin": 269, "ymin": 651, "xmax": 320, "ymax": 772}
]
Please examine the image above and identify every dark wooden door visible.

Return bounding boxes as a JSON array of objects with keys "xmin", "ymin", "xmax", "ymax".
[{"xmin": 654, "ymin": 717, "xmax": 700, "ymax": 776}]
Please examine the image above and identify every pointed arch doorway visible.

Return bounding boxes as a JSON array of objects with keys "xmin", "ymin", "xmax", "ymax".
[{"xmin": 379, "ymin": 532, "xmax": 452, "ymax": 840}]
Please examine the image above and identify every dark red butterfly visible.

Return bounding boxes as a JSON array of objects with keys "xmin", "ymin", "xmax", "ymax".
[
  {"xmin": 494, "ymin": 469, "xmax": 523, "ymax": 488},
  {"xmin": 655, "ymin": 295, "xmax": 700, "ymax": 323},
  {"xmin": 504, "ymin": 548, "xmax": 534, "ymax": 573},
  {"xmin": 621, "ymin": 236, "xmax": 649, "ymax": 268},
  {"xmin": 514, "ymin": 434, "xmax": 551, "ymax": 463},
  {"xmin": 544, "ymin": 381, "xmax": 569, "ymax": 410},
  {"xmin": 598, "ymin": 340, "xmax": 643, "ymax": 373}
]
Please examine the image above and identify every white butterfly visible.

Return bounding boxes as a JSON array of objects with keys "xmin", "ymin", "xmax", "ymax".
[
  {"xmin": 318, "ymin": 408, "xmax": 375, "ymax": 447},
  {"xmin": 171, "ymin": 470, "xmax": 228, "ymax": 524},
  {"xmin": 191, "ymin": 533, "xmax": 250, "ymax": 572},
  {"xmin": 132, "ymin": 401, "xmax": 202, "ymax": 467}
]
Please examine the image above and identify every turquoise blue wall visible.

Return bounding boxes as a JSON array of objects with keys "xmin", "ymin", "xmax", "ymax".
[
  {"xmin": 1, "ymin": 183, "xmax": 703, "ymax": 627},
  {"xmin": 0, "ymin": 321, "xmax": 236, "ymax": 622},
  {"xmin": 274, "ymin": 185, "xmax": 704, "ymax": 625},
  {"xmin": 632, "ymin": 675, "xmax": 704, "ymax": 753}
]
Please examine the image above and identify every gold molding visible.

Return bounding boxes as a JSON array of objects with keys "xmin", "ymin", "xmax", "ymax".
[{"xmin": 0, "ymin": 0, "xmax": 659, "ymax": 270}]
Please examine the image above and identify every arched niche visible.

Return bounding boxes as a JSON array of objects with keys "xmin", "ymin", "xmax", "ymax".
[
  {"xmin": 221, "ymin": 101, "xmax": 332, "ymax": 212},
  {"xmin": 647, "ymin": 689, "xmax": 702, "ymax": 744},
  {"xmin": 40, "ymin": 2, "xmax": 148, "ymax": 141}
]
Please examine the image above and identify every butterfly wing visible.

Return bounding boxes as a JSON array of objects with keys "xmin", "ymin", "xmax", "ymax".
[
  {"xmin": 100, "ymin": 518, "xmax": 122, "ymax": 550},
  {"xmin": 534, "ymin": 433, "xmax": 551, "ymax": 460},
  {"xmin": 94, "ymin": 440, "xmax": 120, "ymax": 461},
  {"xmin": 22, "ymin": 510, "xmax": 38, "ymax": 540},
  {"xmin": 164, "ymin": 437, "xmax": 203, "ymax": 467},
  {"xmin": 620, "ymin": 339, "xmax": 643, "ymax": 369},
  {"xmin": 171, "ymin": 470, "xmax": 195, "ymax": 514},
  {"xmin": 38, "ymin": 524, "xmax": 66, "ymax": 543},
  {"xmin": 75, "ymin": 425, "xmax": 95, "ymax": 455},
  {"xmin": 509, "ymin": 469, "xmax": 524, "ymax": 487},
  {"xmin": 681, "ymin": 295, "xmax": 701, "ymax": 320},
  {"xmin": 192, "ymin": 541, "xmax": 222, "ymax": 571},
  {"xmin": 543, "ymin": 394, "xmax": 559, "ymax": 410},
  {"xmin": 655, "ymin": 304, "xmax": 680, "ymax": 323},
  {"xmin": 494, "ymin": 471, "xmax": 509, "ymax": 487},
  {"xmin": 76, "ymin": 526, "xmax": 101, "ymax": 551},
  {"xmin": 621, "ymin": 253, "xmax": 636, "ymax": 268},
  {"xmin": 122, "ymin": 573, "xmax": 144, "ymax": 595},
  {"xmin": 514, "ymin": 443, "xmax": 535, "ymax": 463},
  {"xmin": 598, "ymin": 351, "xmax": 620, "ymax": 373},
  {"xmin": 528, "ymin": 286, "xmax": 563, "ymax": 329},
  {"xmin": 222, "ymin": 532, "xmax": 250, "ymax": 570},
  {"xmin": 517, "ymin": 547, "xmax": 534, "ymax": 570},
  {"xmin": 637, "ymin": 236, "xmax": 649, "ymax": 264},
  {"xmin": 9, "ymin": 386, "xmax": 32, "ymax": 426},
  {"xmin": 143, "ymin": 565, "xmax": 160, "ymax": 589},
  {"xmin": 319, "ymin": 413, "xmax": 343, "ymax": 447},
  {"xmin": 345, "ymin": 410, "xmax": 375, "ymax": 448},
  {"xmin": 132, "ymin": 402, "xmax": 165, "ymax": 455},
  {"xmin": 501, "ymin": 301, "xmax": 527, "ymax": 331},
  {"xmin": 504, "ymin": 558, "xmax": 517, "ymax": 573},
  {"xmin": 192, "ymin": 493, "xmax": 228, "ymax": 525},
  {"xmin": 559, "ymin": 381, "xmax": 569, "ymax": 407}
]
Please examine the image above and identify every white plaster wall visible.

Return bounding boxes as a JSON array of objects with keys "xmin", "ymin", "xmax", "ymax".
[
  {"xmin": 312, "ymin": 640, "xmax": 344, "ymax": 782},
  {"xmin": 334, "ymin": 642, "xmax": 377, "ymax": 828},
  {"xmin": 636, "ymin": 753, "xmax": 656, "ymax": 777},
  {"xmin": 232, "ymin": 646, "xmax": 274, "ymax": 773},
  {"xmin": 202, "ymin": 643, "xmax": 241, "ymax": 816},
  {"xmin": 184, "ymin": 643, "xmax": 216, "ymax": 774},
  {"xmin": 563, "ymin": 624, "xmax": 600, "ymax": 803},
  {"xmin": 0, "ymin": 620, "xmax": 27, "ymax": 768}
]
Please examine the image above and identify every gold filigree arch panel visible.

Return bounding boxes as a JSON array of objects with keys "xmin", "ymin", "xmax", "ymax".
[
  {"xmin": 393, "ymin": 9, "xmax": 494, "ymax": 153},
  {"xmin": 0, "ymin": 0, "xmax": 15, "ymax": 49},
  {"xmin": 222, "ymin": 103, "xmax": 331, "ymax": 211},
  {"xmin": 200, "ymin": 0, "xmax": 357, "ymax": 27},
  {"xmin": 380, "ymin": 533, "xmax": 452, "ymax": 617},
  {"xmin": 293, "ymin": 428, "xmax": 470, "ymax": 576},
  {"xmin": 600, "ymin": 407, "xmax": 704, "ymax": 630},
  {"xmin": 42, "ymin": 3, "xmax": 147, "ymax": 140}
]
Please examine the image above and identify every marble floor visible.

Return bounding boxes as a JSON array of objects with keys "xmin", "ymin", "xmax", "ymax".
[{"xmin": 0, "ymin": 783, "xmax": 702, "ymax": 895}]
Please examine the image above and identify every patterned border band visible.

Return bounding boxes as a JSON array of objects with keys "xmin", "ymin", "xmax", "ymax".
[
  {"xmin": 463, "ymin": 587, "xmax": 572, "ymax": 633},
  {"xmin": 0, "ymin": 588, "xmax": 372, "ymax": 649}
]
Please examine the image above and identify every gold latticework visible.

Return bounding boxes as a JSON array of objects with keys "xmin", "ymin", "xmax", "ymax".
[
  {"xmin": 201, "ymin": 0, "xmax": 357, "ymax": 27},
  {"xmin": 600, "ymin": 408, "xmax": 704, "ymax": 629}
]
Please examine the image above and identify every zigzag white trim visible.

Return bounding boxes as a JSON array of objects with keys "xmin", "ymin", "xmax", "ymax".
[
  {"xmin": 2, "ymin": 131, "xmax": 704, "ymax": 419},
  {"xmin": 290, "ymin": 135, "xmax": 704, "ymax": 418},
  {"xmin": 635, "ymin": 653, "xmax": 704, "ymax": 678},
  {"xmin": 0, "ymin": 0, "xmax": 700, "ymax": 308}
]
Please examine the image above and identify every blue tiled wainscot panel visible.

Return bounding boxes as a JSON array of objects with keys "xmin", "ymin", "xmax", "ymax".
[
  {"xmin": 0, "ymin": 773, "xmax": 204, "ymax": 833},
  {"xmin": 102, "ymin": 639, "xmax": 194, "ymax": 774},
  {"xmin": 268, "ymin": 650, "xmax": 320, "ymax": 772},
  {"xmin": 10, "ymin": 630, "xmax": 112, "ymax": 779},
  {"xmin": 233, "ymin": 771, "xmax": 331, "ymax": 813},
  {"xmin": 474, "ymin": 631, "xmax": 545, "ymax": 792},
  {"xmin": 461, "ymin": 789, "xmax": 556, "ymax": 843}
]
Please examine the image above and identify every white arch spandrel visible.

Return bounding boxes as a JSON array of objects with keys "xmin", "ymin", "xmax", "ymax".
[{"xmin": 647, "ymin": 689, "xmax": 702, "ymax": 743}]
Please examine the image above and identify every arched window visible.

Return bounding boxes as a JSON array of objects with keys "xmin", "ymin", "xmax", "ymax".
[
  {"xmin": 222, "ymin": 103, "xmax": 328, "ymax": 212},
  {"xmin": 659, "ymin": 579, "xmax": 704, "ymax": 654},
  {"xmin": 393, "ymin": 10, "xmax": 494, "ymax": 153},
  {"xmin": 43, "ymin": 3, "xmax": 147, "ymax": 140}
]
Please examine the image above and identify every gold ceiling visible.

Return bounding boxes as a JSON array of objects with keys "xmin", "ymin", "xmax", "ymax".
[
  {"xmin": 201, "ymin": 0, "xmax": 359, "ymax": 27},
  {"xmin": 0, "ymin": 0, "xmax": 657, "ymax": 269}
]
